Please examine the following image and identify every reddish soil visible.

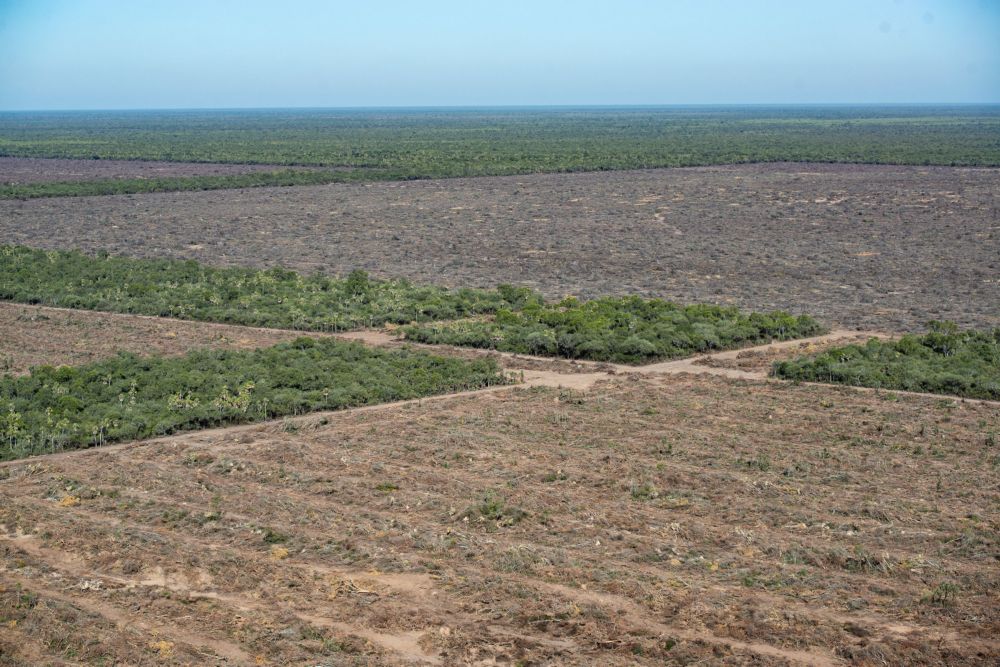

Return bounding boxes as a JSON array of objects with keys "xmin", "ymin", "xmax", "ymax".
[
  {"xmin": 0, "ymin": 302, "xmax": 316, "ymax": 375},
  {"xmin": 1, "ymin": 163, "xmax": 997, "ymax": 331},
  {"xmin": 2, "ymin": 374, "xmax": 997, "ymax": 665},
  {"xmin": 0, "ymin": 156, "xmax": 324, "ymax": 184}
]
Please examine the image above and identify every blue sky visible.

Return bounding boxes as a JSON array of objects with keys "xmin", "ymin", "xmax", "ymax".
[{"xmin": 0, "ymin": 0, "xmax": 997, "ymax": 110}]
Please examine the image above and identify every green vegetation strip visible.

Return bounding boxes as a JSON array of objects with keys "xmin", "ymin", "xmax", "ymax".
[
  {"xmin": 0, "ymin": 337, "xmax": 509, "ymax": 461},
  {"xmin": 0, "ymin": 169, "xmax": 386, "ymax": 200},
  {"xmin": 403, "ymin": 296, "xmax": 825, "ymax": 364},
  {"xmin": 0, "ymin": 245, "xmax": 537, "ymax": 331},
  {"xmin": 772, "ymin": 324, "xmax": 1000, "ymax": 400},
  {"xmin": 2, "ymin": 107, "xmax": 999, "ymax": 198}
]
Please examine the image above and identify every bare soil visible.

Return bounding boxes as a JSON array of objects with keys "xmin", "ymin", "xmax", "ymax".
[
  {"xmin": 0, "ymin": 156, "xmax": 324, "ymax": 184},
  {"xmin": 1, "ymin": 163, "xmax": 997, "ymax": 331},
  {"xmin": 694, "ymin": 332, "xmax": 880, "ymax": 375},
  {"xmin": 0, "ymin": 302, "xmax": 315, "ymax": 375},
  {"xmin": 0, "ymin": 305, "xmax": 605, "ymax": 378},
  {"xmin": 2, "ymin": 372, "xmax": 997, "ymax": 666}
]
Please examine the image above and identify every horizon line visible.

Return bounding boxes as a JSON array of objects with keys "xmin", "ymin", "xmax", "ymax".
[{"xmin": 3, "ymin": 102, "xmax": 1000, "ymax": 114}]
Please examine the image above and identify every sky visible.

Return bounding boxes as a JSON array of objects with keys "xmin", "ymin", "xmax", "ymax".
[{"xmin": 0, "ymin": 0, "xmax": 998, "ymax": 110}]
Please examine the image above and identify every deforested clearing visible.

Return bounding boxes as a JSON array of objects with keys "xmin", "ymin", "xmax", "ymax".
[
  {"xmin": 2, "ymin": 375, "xmax": 997, "ymax": 665},
  {"xmin": 2, "ymin": 106, "xmax": 999, "ymax": 666},
  {"xmin": 2, "ymin": 163, "xmax": 996, "ymax": 331}
]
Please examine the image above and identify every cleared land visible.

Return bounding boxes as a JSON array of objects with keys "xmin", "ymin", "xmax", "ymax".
[
  {"xmin": 695, "ymin": 332, "xmax": 877, "ymax": 374},
  {"xmin": 0, "ymin": 157, "xmax": 324, "ymax": 185},
  {"xmin": 2, "ymin": 163, "xmax": 996, "ymax": 332},
  {"xmin": 2, "ymin": 373, "xmax": 997, "ymax": 666},
  {"xmin": 0, "ymin": 303, "xmax": 314, "ymax": 375},
  {"xmin": 1, "ymin": 108, "xmax": 997, "ymax": 666}
]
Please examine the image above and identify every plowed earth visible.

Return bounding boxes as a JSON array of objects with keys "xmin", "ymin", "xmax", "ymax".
[{"xmin": 0, "ymin": 303, "xmax": 317, "ymax": 375}]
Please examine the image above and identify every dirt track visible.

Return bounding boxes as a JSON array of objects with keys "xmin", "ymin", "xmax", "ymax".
[{"xmin": 1, "ymin": 163, "xmax": 996, "ymax": 331}]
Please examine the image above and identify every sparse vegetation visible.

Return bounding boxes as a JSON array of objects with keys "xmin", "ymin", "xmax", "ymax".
[
  {"xmin": 404, "ymin": 296, "xmax": 824, "ymax": 363},
  {"xmin": 0, "ymin": 337, "xmax": 508, "ymax": 460},
  {"xmin": 773, "ymin": 323, "xmax": 1000, "ymax": 399},
  {"xmin": 459, "ymin": 491, "xmax": 528, "ymax": 528}
]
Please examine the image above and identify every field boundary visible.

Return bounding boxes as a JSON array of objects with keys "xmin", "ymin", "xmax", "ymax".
[{"xmin": 5, "ymin": 318, "xmax": 997, "ymax": 470}]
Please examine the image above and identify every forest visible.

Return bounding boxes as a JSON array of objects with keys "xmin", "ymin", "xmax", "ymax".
[
  {"xmin": 0, "ymin": 245, "xmax": 539, "ymax": 331},
  {"xmin": 772, "ymin": 323, "xmax": 1000, "ymax": 400},
  {"xmin": 403, "ymin": 296, "xmax": 825, "ymax": 364},
  {"xmin": 0, "ymin": 337, "xmax": 508, "ymax": 461},
  {"xmin": 2, "ymin": 106, "xmax": 999, "ymax": 198}
]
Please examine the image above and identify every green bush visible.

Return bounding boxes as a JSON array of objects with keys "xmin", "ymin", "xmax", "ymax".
[
  {"xmin": 0, "ymin": 244, "xmax": 540, "ymax": 331},
  {"xmin": 772, "ymin": 323, "xmax": 1000, "ymax": 399},
  {"xmin": 403, "ymin": 296, "xmax": 825, "ymax": 364},
  {"xmin": 0, "ymin": 337, "xmax": 509, "ymax": 461}
]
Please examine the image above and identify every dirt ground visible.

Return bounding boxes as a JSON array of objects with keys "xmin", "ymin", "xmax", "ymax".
[
  {"xmin": 1, "ymin": 372, "xmax": 997, "ymax": 666},
  {"xmin": 0, "ymin": 303, "xmax": 315, "ymax": 375},
  {"xmin": 694, "ymin": 333, "xmax": 879, "ymax": 374},
  {"xmin": 0, "ymin": 304, "xmax": 605, "ymax": 378},
  {"xmin": 1, "ymin": 163, "xmax": 996, "ymax": 332},
  {"xmin": 0, "ymin": 157, "xmax": 325, "ymax": 184}
]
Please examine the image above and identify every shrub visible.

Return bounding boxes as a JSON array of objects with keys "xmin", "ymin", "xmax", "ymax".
[
  {"xmin": 0, "ymin": 338, "xmax": 509, "ymax": 461},
  {"xmin": 404, "ymin": 296, "xmax": 824, "ymax": 364},
  {"xmin": 0, "ymin": 245, "xmax": 541, "ymax": 332},
  {"xmin": 772, "ymin": 323, "xmax": 1000, "ymax": 400}
]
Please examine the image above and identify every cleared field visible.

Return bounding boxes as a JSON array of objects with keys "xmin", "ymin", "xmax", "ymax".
[
  {"xmin": 1, "ymin": 163, "xmax": 996, "ymax": 332},
  {"xmin": 0, "ymin": 157, "xmax": 324, "ymax": 185},
  {"xmin": 694, "ymin": 332, "xmax": 877, "ymax": 374},
  {"xmin": 0, "ymin": 303, "xmax": 314, "ymax": 375},
  {"xmin": 1, "ymin": 375, "xmax": 997, "ymax": 665}
]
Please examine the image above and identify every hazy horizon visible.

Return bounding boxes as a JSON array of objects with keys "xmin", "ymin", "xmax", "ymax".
[
  {"xmin": 1, "ymin": 0, "xmax": 998, "ymax": 111},
  {"xmin": 4, "ymin": 102, "xmax": 1000, "ymax": 114}
]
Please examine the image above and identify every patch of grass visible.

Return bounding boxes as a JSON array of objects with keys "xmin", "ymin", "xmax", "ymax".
[
  {"xmin": 827, "ymin": 546, "xmax": 895, "ymax": 574},
  {"xmin": 772, "ymin": 322, "xmax": 1000, "ymax": 400},
  {"xmin": 922, "ymin": 582, "xmax": 960, "ymax": 607},
  {"xmin": 630, "ymin": 481, "xmax": 660, "ymax": 501},
  {"xmin": 742, "ymin": 452, "xmax": 772, "ymax": 472},
  {"xmin": 0, "ymin": 337, "xmax": 508, "ymax": 460},
  {"xmin": 459, "ymin": 491, "xmax": 528, "ymax": 528},
  {"xmin": 404, "ymin": 296, "xmax": 824, "ymax": 364},
  {"xmin": 0, "ymin": 244, "xmax": 539, "ymax": 332},
  {"xmin": 261, "ymin": 528, "xmax": 289, "ymax": 544}
]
